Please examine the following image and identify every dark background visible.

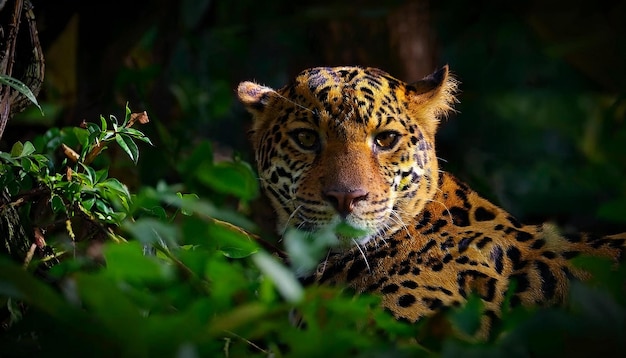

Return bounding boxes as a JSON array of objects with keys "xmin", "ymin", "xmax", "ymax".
[{"xmin": 5, "ymin": 0, "xmax": 626, "ymax": 233}]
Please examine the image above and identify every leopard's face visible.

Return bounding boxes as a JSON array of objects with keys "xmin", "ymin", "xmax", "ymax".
[{"xmin": 238, "ymin": 66, "xmax": 457, "ymax": 247}]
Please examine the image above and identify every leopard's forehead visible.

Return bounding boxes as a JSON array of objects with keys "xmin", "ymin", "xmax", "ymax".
[
  {"xmin": 293, "ymin": 66, "xmax": 404, "ymax": 90},
  {"xmin": 276, "ymin": 66, "xmax": 409, "ymax": 129}
]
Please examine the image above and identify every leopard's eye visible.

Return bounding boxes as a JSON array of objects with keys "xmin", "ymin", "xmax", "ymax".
[
  {"xmin": 289, "ymin": 129, "xmax": 320, "ymax": 150},
  {"xmin": 374, "ymin": 131, "xmax": 400, "ymax": 150}
]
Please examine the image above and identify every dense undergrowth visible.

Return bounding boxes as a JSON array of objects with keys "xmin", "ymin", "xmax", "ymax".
[{"xmin": 1, "ymin": 105, "xmax": 626, "ymax": 357}]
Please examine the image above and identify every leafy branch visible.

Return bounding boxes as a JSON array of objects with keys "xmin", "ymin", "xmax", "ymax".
[{"xmin": 0, "ymin": 104, "xmax": 152, "ymax": 264}]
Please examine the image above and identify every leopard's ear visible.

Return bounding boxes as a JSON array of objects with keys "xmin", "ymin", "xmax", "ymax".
[
  {"xmin": 406, "ymin": 65, "xmax": 459, "ymax": 136},
  {"xmin": 237, "ymin": 81, "xmax": 277, "ymax": 114}
]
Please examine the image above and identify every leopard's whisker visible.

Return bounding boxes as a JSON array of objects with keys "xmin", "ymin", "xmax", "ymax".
[
  {"xmin": 426, "ymin": 198, "xmax": 453, "ymax": 223},
  {"xmin": 274, "ymin": 92, "xmax": 315, "ymax": 114},
  {"xmin": 352, "ymin": 238, "xmax": 371, "ymax": 273},
  {"xmin": 282, "ymin": 204, "xmax": 305, "ymax": 237}
]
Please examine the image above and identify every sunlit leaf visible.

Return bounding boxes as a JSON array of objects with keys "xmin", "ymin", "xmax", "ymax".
[
  {"xmin": 123, "ymin": 102, "xmax": 131, "ymax": 127},
  {"xmin": 284, "ymin": 227, "xmax": 339, "ymax": 276},
  {"xmin": 20, "ymin": 141, "xmax": 36, "ymax": 157},
  {"xmin": 82, "ymin": 197, "xmax": 96, "ymax": 211},
  {"xmin": 115, "ymin": 133, "xmax": 139, "ymax": 163},
  {"xmin": 252, "ymin": 251, "xmax": 303, "ymax": 303},
  {"xmin": 0, "ymin": 74, "xmax": 43, "ymax": 114},
  {"xmin": 0, "ymin": 151, "xmax": 16, "ymax": 165},
  {"xmin": 109, "ymin": 114, "xmax": 119, "ymax": 132},
  {"xmin": 99, "ymin": 115, "xmax": 108, "ymax": 132},
  {"xmin": 99, "ymin": 178, "xmax": 131, "ymax": 200},
  {"xmin": 121, "ymin": 127, "xmax": 154, "ymax": 145}
]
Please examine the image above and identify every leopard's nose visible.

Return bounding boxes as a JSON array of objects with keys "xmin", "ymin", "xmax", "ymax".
[{"xmin": 323, "ymin": 189, "xmax": 368, "ymax": 217}]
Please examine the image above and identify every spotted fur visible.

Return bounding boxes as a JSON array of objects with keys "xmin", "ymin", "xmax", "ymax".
[{"xmin": 237, "ymin": 66, "xmax": 626, "ymax": 331}]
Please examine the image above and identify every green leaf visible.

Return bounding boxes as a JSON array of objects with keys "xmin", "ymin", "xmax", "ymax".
[
  {"xmin": 50, "ymin": 194, "xmax": 66, "ymax": 213},
  {"xmin": 284, "ymin": 228, "xmax": 338, "ymax": 276},
  {"xmin": 120, "ymin": 127, "xmax": 154, "ymax": 145},
  {"xmin": 99, "ymin": 178, "xmax": 131, "ymax": 199},
  {"xmin": 176, "ymin": 192, "xmax": 199, "ymax": 216},
  {"xmin": 449, "ymin": 294, "xmax": 483, "ymax": 336},
  {"xmin": 97, "ymin": 179, "xmax": 131, "ymax": 214},
  {"xmin": 100, "ymin": 115, "xmax": 108, "ymax": 132},
  {"xmin": 103, "ymin": 241, "xmax": 173, "ymax": 283},
  {"xmin": 95, "ymin": 198, "xmax": 114, "ymax": 215},
  {"xmin": 95, "ymin": 168, "xmax": 109, "ymax": 183},
  {"xmin": 110, "ymin": 114, "xmax": 119, "ymax": 132},
  {"xmin": 102, "ymin": 130, "xmax": 115, "ymax": 141},
  {"xmin": 0, "ymin": 74, "xmax": 43, "ymax": 114},
  {"xmin": 35, "ymin": 127, "xmax": 62, "ymax": 152},
  {"xmin": 0, "ymin": 151, "xmax": 16, "ymax": 165},
  {"xmin": 81, "ymin": 163, "xmax": 97, "ymax": 186},
  {"xmin": 196, "ymin": 160, "xmax": 259, "ymax": 200},
  {"xmin": 73, "ymin": 127, "xmax": 89, "ymax": 156},
  {"xmin": 74, "ymin": 273, "xmax": 145, "ymax": 343},
  {"xmin": 20, "ymin": 157, "xmax": 32, "ymax": 172},
  {"xmin": 10, "ymin": 142, "xmax": 23, "ymax": 157},
  {"xmin": 123, "ymin": 102, "xmax": 131, "ymax": 127},
  {"xmin": 20, "ymin": 141, "xmax": 36, "ymax": 157},
  {"xmin": 123, "ymin": 218, "xmax": 180, "ymax": 247},
  {"xmin": 252, "ymin": 251, "xmax": 303, "ymax": 303},
  {"xmin": 334, "ymin": 221, "xmax": 369, "ymax": 238},
  {"xmin": 208, "ymin": 221, "xmax": 259, "ymax": 258},
  {"xmin": 115, "ymin": 133, "xmax": 139, "ymax": 164},
  {"xmin": 82, "ymin": 197, "xmax": 96, "ymax": 211},
  {"xmin": 85, "ymin": 122, "xmax": 101, "ymax": 135}
]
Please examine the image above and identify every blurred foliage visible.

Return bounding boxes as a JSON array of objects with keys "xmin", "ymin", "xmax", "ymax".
[{"xmin": 1, "ymin": 0, "xmax": 626, "ymax": 357}]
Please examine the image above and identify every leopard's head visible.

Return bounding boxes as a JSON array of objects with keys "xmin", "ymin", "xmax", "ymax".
[{"xmin": 238, "ymin": 66, "xmax": 457, "ymax": 247}]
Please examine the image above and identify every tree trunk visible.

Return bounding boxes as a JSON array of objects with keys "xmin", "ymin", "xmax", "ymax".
[{"xmin": 0, "ymin": 0, "xmax": 45, "ymax": 262}]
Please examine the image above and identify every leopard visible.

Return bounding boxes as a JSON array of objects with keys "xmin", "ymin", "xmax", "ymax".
[{"xmin": 237, "ymin": 65, "xmax": 626, "ymax": 334}]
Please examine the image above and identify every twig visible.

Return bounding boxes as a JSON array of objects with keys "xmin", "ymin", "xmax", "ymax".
[
  {"xmin": 22, "ymin": 243, "xmax": 36, "ymax": 269},
  {"xmin": 209, "ymin": 217, "xmax": 288, "ymax": 261},
  {"xmin": 224, "ymin": 330, "xmax": 269, "ymax": 354}
]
